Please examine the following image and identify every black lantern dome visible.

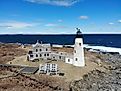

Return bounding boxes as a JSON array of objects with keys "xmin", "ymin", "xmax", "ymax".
[{"xmin": 76, "ymin": 28, "xmax": 83, "ymax": 38}]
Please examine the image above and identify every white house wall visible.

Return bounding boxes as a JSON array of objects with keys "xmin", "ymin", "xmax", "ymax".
[{"xmin": 51, "ymin": 52, "xmax": 66, "ymax": 61}]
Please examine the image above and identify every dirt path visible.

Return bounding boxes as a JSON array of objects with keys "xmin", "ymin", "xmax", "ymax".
[{"xmin": 7, "ymin": 52, "xmax": 107, "ymax": 82}]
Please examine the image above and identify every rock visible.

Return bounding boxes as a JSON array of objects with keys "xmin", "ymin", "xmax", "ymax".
[{"xmin": 70, "ymin": 53, "xmax": 121, "ymax": 91}]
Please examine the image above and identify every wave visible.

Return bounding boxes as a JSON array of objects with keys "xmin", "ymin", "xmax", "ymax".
[
  {"xmin": 53, "ymin": 44, "xmax": 121, "ymax": 55},
  {"xmin": 85, "ymin": 45, "xmax": 121, "ymax": 54}
]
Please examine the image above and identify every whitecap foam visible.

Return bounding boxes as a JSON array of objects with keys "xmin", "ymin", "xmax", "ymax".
[{"xmin": 85, "ymin": 45, "xmax": 121, "ymax": 54}]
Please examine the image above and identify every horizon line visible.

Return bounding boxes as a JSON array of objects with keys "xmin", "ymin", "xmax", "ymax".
[{"xmin": 0, "ymin": 32, "xmax": 121, "ymax": 35}]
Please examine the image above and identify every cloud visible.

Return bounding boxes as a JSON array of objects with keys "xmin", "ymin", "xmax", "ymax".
[
  {"xmin": 45, "ymin": 23, "xmax": 57, "ymax": 27},
  {"xmin": 79, "ymin": 16, "xmax": 88, "ymax": 19},
  {"xmin": 55, "ymin": 25, "xmax": 69, "ymax": 29},
  {"xmin": 0, "ymin": 21, "xmax": 35, "ymax": 29},
  {"xmin": 11, "ymin": 14, "xmax": 20, "ymax": 17},
  {"xmin": 0, "ymin": 25, "xmax": 12, "ymax": 28},
  {"xmin": 118, "ymin": 20, "xmax": 121, "ymax": 23},
  {"xmin": 25, "ymin": 0, "xmax": 80, "ymax": 6},
  {"xmin": 44, "ymin": 23, "xmax": 70, "ymax": 29},
  {"xmin": 58, "ymin": 19, "xmax": 63, "ymax": 22},
  {"xmin": 109, "ymin": 22, "xmax": 114, "ymax": 25}
]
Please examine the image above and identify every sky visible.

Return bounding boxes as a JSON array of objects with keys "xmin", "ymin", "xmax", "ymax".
[{"xmin": 0, "ymin": 0, "xmax": 121, "ymax": 34}]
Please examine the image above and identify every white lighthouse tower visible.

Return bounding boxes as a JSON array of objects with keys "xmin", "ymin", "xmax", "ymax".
[{"xmin": 73, "ymin": 28, "xmax": 85, "ymax": 67}]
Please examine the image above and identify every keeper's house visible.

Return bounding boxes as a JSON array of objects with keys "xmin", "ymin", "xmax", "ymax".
[
  {"xmin": 27, "ymin": 42, "xmax": 66, "ymax": 61},
  {"xmin": 27, "ymin": 29, "xmax": 85, "ymax": 67}
]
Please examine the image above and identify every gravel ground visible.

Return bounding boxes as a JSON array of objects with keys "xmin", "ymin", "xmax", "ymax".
[
  {"xmin": 1, "ymin": 44, "xmax": 121, "ymax": 91},
  {"xmin": 0, "ymin": 43, "xmax": 27, "ymax": 64},
  {"xmin": 70, "ymin": 53, "xmax": 121, "ymax": 91}
]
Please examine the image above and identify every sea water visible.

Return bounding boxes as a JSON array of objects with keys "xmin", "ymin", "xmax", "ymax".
[{"xmin": 0, "ymin": 34, "xmax": 121, "ymax": 48}]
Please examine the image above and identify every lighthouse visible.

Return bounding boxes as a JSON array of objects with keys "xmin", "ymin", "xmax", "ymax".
[{"xmin": 73, "ymin": 28, "xmax": 85, "ymax": 67}]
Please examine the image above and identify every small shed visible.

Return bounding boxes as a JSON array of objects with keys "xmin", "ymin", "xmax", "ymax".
[{"xmin": 65, "ymin": 54, "xmax": 73, "ymax": 64}]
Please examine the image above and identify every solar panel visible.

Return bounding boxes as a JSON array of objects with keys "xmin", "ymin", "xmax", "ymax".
[{"xmin": 20, "ymin": 67, "xmax": 39, "ymax": 74}]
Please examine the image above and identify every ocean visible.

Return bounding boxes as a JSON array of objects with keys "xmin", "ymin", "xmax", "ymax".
[{"xmin": 0, "ymin": 34, "xmax": 121, "ymax": 48}]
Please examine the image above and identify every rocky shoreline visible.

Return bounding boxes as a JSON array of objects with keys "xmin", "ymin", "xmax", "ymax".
[
  {"xmin": 0, "ymin": 43, "xmax": 121, "ymax": 91},
  {"xmin": 70, "ymin": 53, "xmax": 121, "ymax": 91}
]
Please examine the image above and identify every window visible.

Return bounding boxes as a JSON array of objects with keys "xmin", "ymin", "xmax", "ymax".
[
  {"xmin": 39, "ymin": 49, "xmax": 42, "ymax": 51},
  {"xmin": 40, "ymin": 54, "xmax": 42, "ymax": 57},
  {"xmin": 36, "ymin": 49, "xmax": 38, "ymax": 52},
  {"xmin": 47, "ymin": 64, "xmax": 50, "ymax": 68},
  {"xmin": 79, "ymin": 43, "xmax": 81, "ymax": 46},
  {"xmin": 53, "ymin": 57, "xmax": 55, "ymax": 59},
  {"xmin": 46, "ymin": 48, "xmax": 48, "ymax": 51},
  {"xmin": 68, "ymin": 59, "xmax": 70, "ymax": 62},
  {"xmin": 75, "ymin": 50, "xmax": 76, "ymax": 53},
  {"xmin": 47, "ymin": 64, "xmax": 49, "ymax": 66},
  {"xmin": 30, "ymin": 55, "xmax": 33, "ymax": 57},
  {"xmin": 28, "ymin": 51, "xmax": 33, "ymax": 54},
  {"xmin": 36, "ymin": 54, "xmax": 38, "ymax": 57},
  {"xmin": 44, "ymin": 54, "xmax": 46, "ymax": 56},
  {"xmin": 52, "ymin": 64, "xmax": 55, "ymax": 68},
  {"xmin": 59, "ymin": 56, "xmax": 61, "ymax": 59},
  {"xmin": 47, "ymin": 66, "xmax": 49, "ymax": 68},
  {"xmin": 47, "ymin": 54, "xmax": 49, "ymax": 56},
  {"xmin": 75, "ymin": 58, "xmax": 78, "ymax": 61},
  {"xmin": 48, "ymin": 70, "xmax": 50, "ymax": 72},
  {"xmin": 52, "ymin": 69, "xmax": 55, "ymax": 71}
]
